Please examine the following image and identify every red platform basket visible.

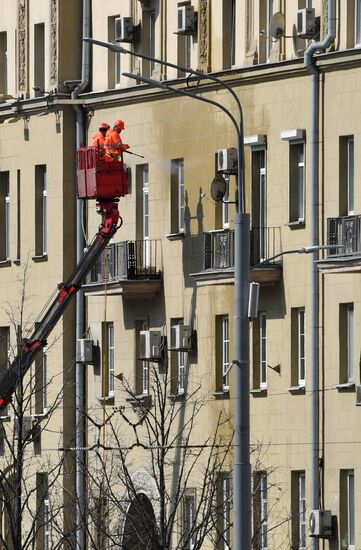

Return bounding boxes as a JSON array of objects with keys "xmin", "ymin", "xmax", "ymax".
[{"xmin": 76, "ymin": 147, "xmax": 128, "ymax": 200}]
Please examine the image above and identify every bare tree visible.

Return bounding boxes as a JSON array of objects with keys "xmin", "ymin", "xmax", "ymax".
[
  {"xmin": 81, "ymin": 354, "xmax": 234, "ymax": 550},
  {"xmin": 0, "ymin": 264, "xmax": 73, "ymax": 550}
]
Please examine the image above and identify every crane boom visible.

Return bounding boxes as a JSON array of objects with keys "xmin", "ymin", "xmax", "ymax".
[{"xmin": 0, "ymin": 200, "xmax": 121, "ymax": 409}]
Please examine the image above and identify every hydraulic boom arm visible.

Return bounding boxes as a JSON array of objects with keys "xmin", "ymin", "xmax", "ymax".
[{"xmin": 0, "ymin": 200, "xmax": 120, "ymax": 409}]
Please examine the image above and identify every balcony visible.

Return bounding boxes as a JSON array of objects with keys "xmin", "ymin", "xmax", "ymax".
[
  {"xmin": 318, "ymin": 215, "xmax": 361, "ymax": 273},
  {"xmin": 191, "ymin": 227, "xmax": 282, "ymax": 286},
  {"xmin": 83, "ymin": 240, "xmax": 163, "ymax": 298}
]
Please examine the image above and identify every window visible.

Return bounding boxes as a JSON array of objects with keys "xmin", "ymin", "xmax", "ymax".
[
  {"xmin": 35, "ymin": 346, "xmax": 47, "ymax": 415},
  {"xmin": 217, "ymin": 472, "xmax": 231, "ymax": 549},
  {"xmin": 223, "ymin": 0, "xmax": 236, "ymax": 68},
  {"xmin": 16, "ymin": 170, "xmax": 21, "ymax": 261},
  {"xmin": 149, "ymin": 11, "xmax": 156, "ymax": 74},
  {"xmin": 108, "ymin": 16, "xmax": 121, "ymax": 88},
  {"xmin": 340, "ymin": 469, "xmax": 355, "ymax": 549},
  {"xmin": 252, "ymin": 313, "xmax": 267, "ymax": 390},
  {"xmin": 177, "ymin": 3, "xmax": 192, "ymax": 76},
  {"xmin": 183, "ymin": 491, "xmax": 196, "ymax": 549},
  {"xmin": 253, "ymin": 471, "xmax": 268, "ymax": 550},
  {"xmin": 170, "ymin": 159, "xmax": 185, "ymax": 234},
  {"xmin": 35, "ymin": 165, "xmax": 47, "ymax": 257},
  {"xmin": 135, "ymin": 320, "xmax": 149, "ymax": 395},
  {"xmin": 260, "ymin": 313, "xmax": 267, "ymax": 388},
  {"xmin": 291, "ymin": 308, "xmax": 305, "ymax": 387},
  {"xmin": 251, "ymin": 149, "xmax": 267, "ymax": 262},
  {"xmin": 0, "ymin": 327, "xmax": 10, "ymax": 416},
  {"xmin": 170, "ymin": 319, "xmax": 186, "ymax": 395},
  {"xmin": 289, "ymin": 142, "xmax": 305, "ymax": 223},
  {"xmin": 0, "ymin": 32, "xmax": 7, "ymax": 94},
  {"xmin": 102, "ymin": 321, "xmax": 114, "ymax": 397},
  {"xmin": 356, "ymin": 0, "xmax": 361, "ymax": 46},
  {"xmin": 339, "ymin": 303, "xmax": 354, "ymax": 384},
  {"xmin": 216, "ymin": 315, "xmax": 230, "ymax": 392},
  {"xmin": 291, "ymin": 471, "xmax": 306, "ymax": 550},
  {"xmin": 0, "ymin": 171, "xmax": 10, "ymax": 262},
  {"xmin": 36, "ymin": 473, "xmax": 49, "ymax": 550},
  {"xmin": 339, "ymin": 136, "xmax": 354, "ymax": 215},
  {"xmin": 178, "ymin": 347, "xmax": 186, "ymax": 394},
  {"xmin": 34, "ymin": 23, "xmax": 45, "ymax": 96},
  {"xmin": 93, "ymin": 496, "xmax": 109, "ymax": 549},
  {"xmin": 136, "ymin": 164, "xmax": 150, "ymax": 267},
  {"xmin": 259, "ymin": 0, "xmax": 274, "ymax": 63},
  {"xmin": 142, "ymin": 9, "xmax": 157, "ymax": 77}
]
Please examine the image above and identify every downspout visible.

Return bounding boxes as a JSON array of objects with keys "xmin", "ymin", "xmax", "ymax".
[
  {"xmin": 304, "ymin": 2, "xmax": 335, "ymax": 548},
  {"xmin": 71, "ymin": 1, "xmax": 90, "ymax": 549}
]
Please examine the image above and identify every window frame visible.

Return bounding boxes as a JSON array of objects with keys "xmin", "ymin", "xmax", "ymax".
[
  {"xmin": 102, "ymin": 321, "xmax": 115, "ymax": 398},
  {"xmin": 289, "ymin": 141, "xmax": 305, "ymax": 224},
  {"xmin": 356, "ymin": 0, "xmax": 361, "ymax": 47},
  {"xmin": 178, "ymin": 349, "xmax": 186, "ymax": 394},
  {"xmin": 0, "ymin": 171, "xmax": 10, "ymax": 262},
  {"xmin": 298, "ymin": 472, "xmax": 306, "ymax": 550},
  {"xmin": 35, "ymin": 165, "xmax": 47, "ymax": 257},
  {"xmin": 340, "ymin": 469, "xmax": 355, "ymax": 549},
  {"xmin": 33, "ymin": 23, "xmax": 45, "ymax": 96},
  {"xmin": 298, "ymin": 308, "xmax": 306, "ymax": 386},
  {"xmin": 183, "ymin": 490, "xmax": 196, "ymax": 550},
  {"xmin": 222, "ymin": 315, "xmax": 230, "ymax": 391},
  {"xmin": 170, "ymin": 159, "xmax": 185, "ymax": 235},
  {"xmin": 260, "ymin": 312, "xmax": 267, "ymax": 389},
  {"xmin": 0, "ymin": 32, "xmax": 7, "ymax": 96}
]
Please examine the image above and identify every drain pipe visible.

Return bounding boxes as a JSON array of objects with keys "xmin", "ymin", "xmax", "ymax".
[
  {"xmin": 304, "ymin": 1, "xmax": 335, "ymax": 548},
  {"xmin": 70, "ymin": 1, "xmax": 90, "ymax": 548}
]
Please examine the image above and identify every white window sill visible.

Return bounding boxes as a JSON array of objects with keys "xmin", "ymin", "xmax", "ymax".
[
  {"xmin": 250, "ymin": 388, "xmax": 267, "ymax": 397},
  {"xmin": 32, "ymin": 253, "xmax": 48, "ymax": 262},
  {"xmin": 288, "ymin": 385, "xmax": 306, "ymax": 394},
  {"xmin": 0, "ymin": 259, "xmax": 11, "ymax": 267},
  {"xmin": 286, "ymin": 220, "xmax": 305, "ymax": 228},
  {"xmin": 97, "ymin": 394, "xmax": 114, "ymax": 403},
  {"xmin": 126, "ymin": 394, "xmax": 152, "ymax": 405},
  {"xmin": 333, "ymin": 382, "xmax": 355, "ymax": 392},
  {"xmin": 166, "ymin": 232, "xmax": 185, "ymax": 241},
  {"xmin": 213, "ymin": 389, "xmax": 230, "ymax": 399},
  {"xmin": 168, "ymin": 392, "xmax": 185, "ymax": 401}
]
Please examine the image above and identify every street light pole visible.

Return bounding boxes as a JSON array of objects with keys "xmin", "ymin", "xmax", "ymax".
[{"xmin": 83, "ymin": 38, "xmax": 251, "ymax": 549}]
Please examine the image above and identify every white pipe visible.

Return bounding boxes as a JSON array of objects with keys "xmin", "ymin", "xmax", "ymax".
[{"xmin": 304, "ymin": 3, "xmax": 335, "ymax": 549}]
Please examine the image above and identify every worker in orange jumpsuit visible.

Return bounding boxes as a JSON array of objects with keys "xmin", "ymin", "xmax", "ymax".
[
  {"xmin": 91, "ymin": 122, "xmax": 110, "ymax": 149},
  {"xmin": 104, "ymin": 119, "xmax": 129, "ymax": 160}
]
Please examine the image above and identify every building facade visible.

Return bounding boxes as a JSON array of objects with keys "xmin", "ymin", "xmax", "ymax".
[{"xmin": 0, "ymin": 0, "xmax": 361, "ymax": 548}]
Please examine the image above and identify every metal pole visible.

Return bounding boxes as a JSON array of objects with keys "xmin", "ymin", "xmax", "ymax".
[
  {"xmin": 83, "ymin": 38, "xmax": 251, "ymax": 549},
  {"xmin": 73, "ymin": 2, "xmax": 90, "ymax": 549}
]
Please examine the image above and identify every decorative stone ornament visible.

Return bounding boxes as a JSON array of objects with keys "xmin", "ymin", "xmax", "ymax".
[{"xmin": 198, "ymin": 0, "xmax": 211, "ymax": 73}]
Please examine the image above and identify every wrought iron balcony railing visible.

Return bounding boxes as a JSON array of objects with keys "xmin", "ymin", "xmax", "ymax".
[
  {"xmin": 87, "ymin": 240, "xmax": 162, "ymax": 284},
  {"xmin": 327, "ymin": 215, "xmax": 361, "ymax": 257},
  {"xmin": 202, "ymin": 227, "xmax": 282, "ymax": 271}
]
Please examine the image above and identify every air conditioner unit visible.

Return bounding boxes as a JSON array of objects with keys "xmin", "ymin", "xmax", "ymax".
[
  {"xmin": 217, "ymin": 148, "xmax": 238, "ymax": 174},
  {"xmin": 115, "ymin": 17, "xmax": 134, "ymax": 42},
  {"xmin": 309, "ymin": 510, "xmax": 332, "ymax": 538},
  {"xmin": 297, "ymin": 8, "xmax": 315, "ymax": 38},
  {"xmin": 170, "ymin": 325, "xmax": 192, "ymax": 351},
  {"xmin": 76, "ymin": 338, "xmax": 94, "ymax": 363},
  {"xmin": 139, "ymin": 330, "xmax": 162, "ymax": 360},
  {"xmin": 356, "ymin": 384, "xmax": 361, "ymax": 406},
  {"xmin": 177, "ymin": 5, "xmax": 195, "ymax": 33}
]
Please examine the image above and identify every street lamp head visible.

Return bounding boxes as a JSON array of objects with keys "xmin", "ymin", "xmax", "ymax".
[{"xmin": 83, "ymin": 37, "xmax": 128, "ymax": 54}]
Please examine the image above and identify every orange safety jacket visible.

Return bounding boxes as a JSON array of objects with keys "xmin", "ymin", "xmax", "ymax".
[
  {"xmin": 91, "ymin": 131, "xmax": 107, "ymax": 148},
  {"xmin": 104, "ymin": 128, "xmax": 128, "ymax": 156}
]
